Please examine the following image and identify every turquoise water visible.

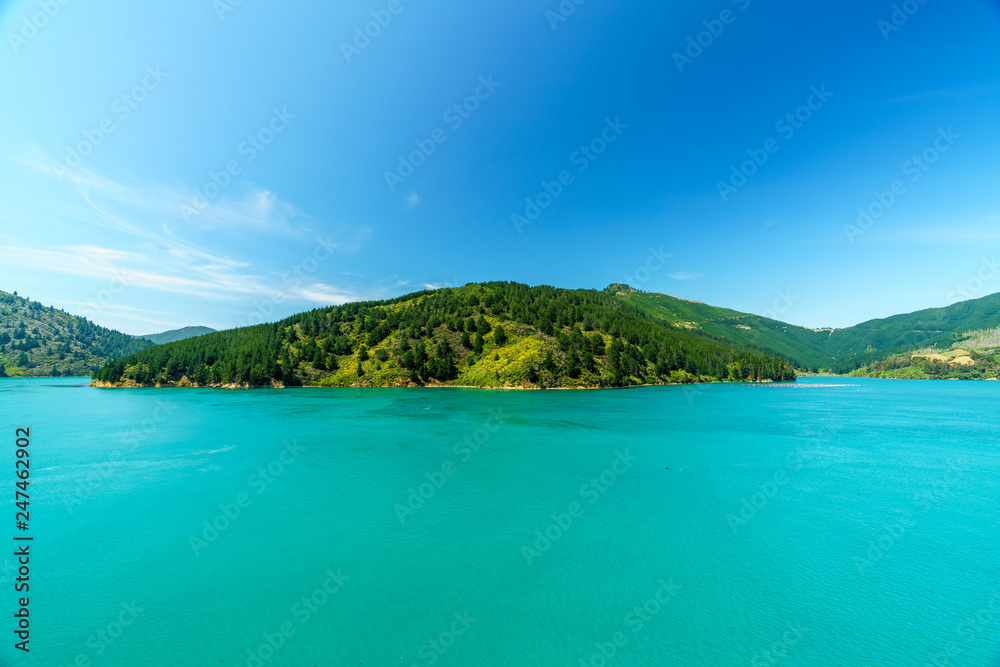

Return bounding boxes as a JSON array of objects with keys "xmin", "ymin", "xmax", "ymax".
[{"xmin": 1, "ymin": 377, "xmax": 999, "ymax": 666}]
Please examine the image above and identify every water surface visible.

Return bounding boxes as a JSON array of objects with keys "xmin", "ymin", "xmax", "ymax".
[{"xmin": 1, "ymin": 377, "xmax": 998, "ymax": 666}]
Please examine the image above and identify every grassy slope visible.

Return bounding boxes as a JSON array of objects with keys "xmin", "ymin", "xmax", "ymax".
[
  {"xmin": 613, "ymin": 289, "xmax": 1000, "ymax": 374},
  {"xmin": 612, "ymin": 290, "xmax": 835, "ymax": 369},
  {"xmin": 851, "ymin": 326, "xmax": 1000, "ymax": 380},
  {"xmin": 825, "ymin": 293, "xmax": 1000, "ymax": 359}
]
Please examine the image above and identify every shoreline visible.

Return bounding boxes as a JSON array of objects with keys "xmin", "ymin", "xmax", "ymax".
[{"xmin": 86, "ymin": 377, "xmax": 789, "ymax": 391}]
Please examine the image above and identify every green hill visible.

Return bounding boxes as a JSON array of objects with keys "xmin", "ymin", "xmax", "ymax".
[
  {"xmin": 821, "ymin": 293, "xmax": 1000, "ymax": 371},
  {"xmin": 0, "ymin": 290, "xmax": 153, "ymax": 377},
  {"xmin": 608, "ymin": 288, "xmax": 834, "ymax": 371},
  {"xmin": 141, "ymin": 326, "xmax": 216, "ymax": 345},
  {"xmin": 850, "ymin": 326, "xmax": 1000, "ymax": 380},
  {"xmin": 609, "ymin": 288, "xmax": 1000, "ymax": 374},
  {"xmin": 92, "ymin": 282, "xmax": 797, "ymax": 389}
]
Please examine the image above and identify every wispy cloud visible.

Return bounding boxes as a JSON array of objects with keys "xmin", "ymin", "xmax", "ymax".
[
  {"xmin": 18, "ymin": 147, "xmax": 311, "ymax": 235},
  {"xmin": 404, "ymin": 191, "xmax": 420, "ymax": 210},
  {"xmin": 669, "ymin": 272, "xmax": 702, "ymax": 281},
  {"xmin": 5, "ymin": 152, "xmax": 366, "ymax": 313},
  {"xmin": 879, "ymin": 220, "xmax": 1000, "ymax": 244},
  {"xmin": 879, "ymin": 81, "xmax": 999, "ymax": 106},
  {"xmin": 59, "ymin": 302, "xmax": 187, "ymax": 329},
  {"xmin": 181, "ymin": 186, "xmax": 312, "ymax": 233},
  {"xmin": 290, "ymin": 283, "xmax": 357, "ymax": 305},
  {"xmin": 0, "ymin": 244, "xmax": 260, "ymax": 301}
]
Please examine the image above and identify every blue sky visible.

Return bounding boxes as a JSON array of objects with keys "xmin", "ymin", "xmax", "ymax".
[{"xmin": 1, "ymin": 0, "xmax": 998, "ymax": 333}]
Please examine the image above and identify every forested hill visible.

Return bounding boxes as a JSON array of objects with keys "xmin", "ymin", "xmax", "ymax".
[
  {"xmin": 610, "ymin": 288, "xmax": 1000, "ymax": 374},
  {"xmin": 92, "ymin": 282, "xmax": 797, "ymax": 389},
  {"xmin": 0, "ymin": 290, "xmax": 152, "ymax": 377}
]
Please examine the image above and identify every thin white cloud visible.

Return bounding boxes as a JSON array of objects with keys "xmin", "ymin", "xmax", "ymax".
[
  {"xmin": 183, "ymin": 186, "xmax": 310, "ymax": 233},
  {"xmin": 290, "ymin": 283, "xmax": 356, "ymax": 305},
  {"xmin": 0, "ymin": 245, "xmax": 253, "ymax": 301},
  {"xmin": 19, "ymin": 148, "xmax": 311, "ymax": 235},
  {"xmin": 669, "ymin": 272, "xmax": 702, "ymax": 281},
  {"xmin": 880, "ymin": 221, "xmax": 1000, "ymax": 244},
  {"xmin": 404, "ymin": 191, "xmax": 420, "ymax": 210},
  {"xmin": 7, "ymin": 149, "xmax": 369, "ymax": 321},
  {"xmin": 61, "ymin": 304, "xmax": 186, "ymax": 329}
]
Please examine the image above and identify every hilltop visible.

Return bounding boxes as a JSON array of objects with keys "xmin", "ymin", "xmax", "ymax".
[
  {"xmin": 91, "ymin": 282, "xmax": 797, "ymax": 389},
  {"xmin": 0, "ymin": 290, "xmax": 152, "ymax": 377}
]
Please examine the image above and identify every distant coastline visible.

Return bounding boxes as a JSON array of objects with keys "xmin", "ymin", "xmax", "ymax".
[{"xmin": 87, "ymin": 376, "xmax": 787, "ymax": 391}]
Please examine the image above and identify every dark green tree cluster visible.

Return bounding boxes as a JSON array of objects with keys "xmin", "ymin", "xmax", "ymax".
[{"xmin": 94, "ymin": 325, "xmax": 285, "ymax": 386}]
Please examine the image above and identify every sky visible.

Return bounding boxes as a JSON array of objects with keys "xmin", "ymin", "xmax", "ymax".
[{"xmin": 1, "ymin": 0, "xmax": 999, "ymax": 334}]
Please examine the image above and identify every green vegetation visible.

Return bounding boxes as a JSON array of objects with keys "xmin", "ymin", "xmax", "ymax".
[
  {"xmin": 610, "ymin": 287, "xmax": 1000, "ymax": 375},
  {"xmin": 851, "ymin": 326, "xmax": 1000, "ymax": 380},
  {"xmin": 0, "ymin": 290, "xmax": 152, "ymax": 377},
  {"xmin": 610, "ymin": 288, "xmax": 835, "ymax": 371},
  {"xmin": 93, "ymin": 282, "xmax": 797, "ymax": 388}
]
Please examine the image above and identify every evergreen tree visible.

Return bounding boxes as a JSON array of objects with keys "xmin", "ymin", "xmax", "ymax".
[{"xmin": 493, "ymin": 325, "xmax": 507, "ymax": 346}]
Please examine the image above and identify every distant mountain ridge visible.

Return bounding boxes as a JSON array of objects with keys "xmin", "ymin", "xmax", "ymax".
[
  {"xmin": 9, "ymin": 282, "xmax": 1000, "ymax": 381},
  {"xmin": 141, "ymin": 326, "xmax": 216, "ymax": 345}
]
